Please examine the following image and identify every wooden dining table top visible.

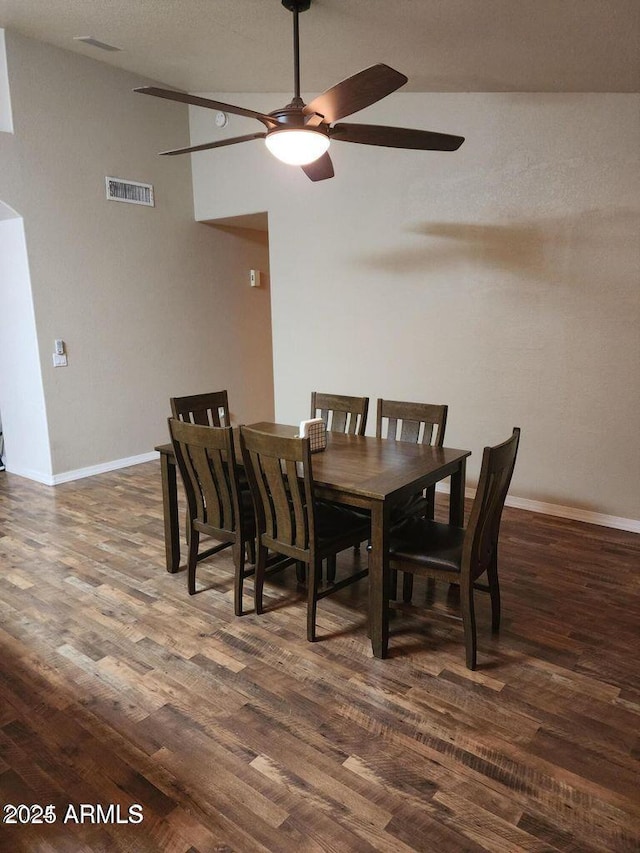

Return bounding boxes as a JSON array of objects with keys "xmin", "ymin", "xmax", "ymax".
[{"xmin": 158, "ymin": 421, "xmax": 470, "ymax": 503}]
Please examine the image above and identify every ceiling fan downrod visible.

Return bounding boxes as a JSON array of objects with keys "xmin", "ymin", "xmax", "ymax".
[{"xmin": 282, "ymin": 0, "xmax": 311, "ymax": 106}]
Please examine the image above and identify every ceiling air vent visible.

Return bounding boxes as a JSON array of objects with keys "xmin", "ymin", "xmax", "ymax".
[{"xmin": 105, "ymin": 177, "xmax": 154, "ymax": 207}]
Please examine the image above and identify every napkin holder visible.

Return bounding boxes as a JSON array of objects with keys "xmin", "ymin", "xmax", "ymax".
[{"xmin": 298, "ymin": 418, "xmax": 327, "ymax": 453}]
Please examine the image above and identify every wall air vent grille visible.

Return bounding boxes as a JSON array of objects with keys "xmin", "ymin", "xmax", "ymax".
[{"xmin": 105, "ymin": 177, "xmax": 154, "ymax": 207}]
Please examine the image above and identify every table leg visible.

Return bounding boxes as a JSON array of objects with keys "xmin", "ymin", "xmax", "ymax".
[
  {"xmin": 449, "ymin": 457, "xmax": 467, "ymax": 527},
  {"xmin": 160, "ymin": 452, "xmax": 180, "ymax": 573},
  {"xmin": 370, "ymin": 500, "xmax": 390, "ymax": 659}
]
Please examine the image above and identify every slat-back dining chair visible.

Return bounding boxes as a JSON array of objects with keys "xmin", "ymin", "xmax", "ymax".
[
  {"xmin": 376, "ymin": 399, "xmax": 447, "ymax": 448},
  {"xmin": 170, "ymin": 390, "xmax": 253, "ymax": 559},
  {"xmin": 240, "ymin": 426, "xmax": 370, "ymax": 642},
  {"xmin": 377, "ymin": 399, "xmax": 448, "ymax": 601},
  {"xmin": 385, "ymin": 427, "xmax": 520, "ymax": 670},
  {"xmin": 311, "ymin": 392, "xmax": 369, "ymax": 581},
  {"xmin": 310, "ymin": 392, "xmax": 369, "ymax": 436},
  {"xmin": 168, "ymin": 418, "xmax": 255, "ymax": 616},
  {"xmin": 170, "ymin": 390, "xmax": 229, "ymax": 427}
]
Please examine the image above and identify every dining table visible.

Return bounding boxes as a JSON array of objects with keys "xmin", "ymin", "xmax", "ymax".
[{"xmin": 156, "ymin": 422, "xmax": 471, "ymax": 658}]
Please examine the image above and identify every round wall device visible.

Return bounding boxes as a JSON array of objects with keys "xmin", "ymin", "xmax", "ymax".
[{"xmin": 215, "ymin": 112, "xmax": 228, "ymax": 128}]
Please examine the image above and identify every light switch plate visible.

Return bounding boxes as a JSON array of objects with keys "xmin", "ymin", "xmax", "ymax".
[{"xmin": 53, "ymin": 353, "xmax": 68, "ymax": 367}]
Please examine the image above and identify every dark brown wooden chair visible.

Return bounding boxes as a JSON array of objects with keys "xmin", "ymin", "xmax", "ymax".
[
  {"xmin": 377, "ymin": 398, "xmax": 448, "ymax": 515},
  {"xmin": 385, "ymin": 428, "xmax": 520, "ymax": 670},
  {"xmin": 240, "ymin": 426, "xmax": 370, "ymax": 642},
  {"xmin": 376, "ymin": 398, "xmax": 447, "ymax": 447},
  {"xmin": 168, "ymin": 418, "xmax": 255, "ymax": 616},
  {"xmin": 170, "ymin": 390, "xmax": 251, "ymax": 542},
  {"xmin": 377, "ymin": 399, "xmax": 448, "ymax": 601},
  {"xmin": 310, "ymin": 392, "xmax": 369, "ymax": 436},
  {"xmin": 309, "ymin": 392, "xmax": 370, "ymax": 581},
  {"xmin": 170, "ymin": 390, "xmax": 230, "ymax": 426}
]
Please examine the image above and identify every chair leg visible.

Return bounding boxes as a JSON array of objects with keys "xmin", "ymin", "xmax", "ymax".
[
  {"xmin": 254, "ymin": 544, "xmax": 268, "ymax": 615},
  {"xmin": 425, "ymin": 484, "xmax": 436, "ymax": 520},
  {"xmin": 326, "ymin": 555, "xmax": 337, "ymax": 583},
  {"xmin": 460, "ymin": 582, "xmax": 477, "ymax": 670},
  {"xmin": 307, "ymin": 557, "xmax": 320, "ymax": 642},
  {"xmin": 246, "ymin": 537, "xmax": 256, "ymax": 565},
  {"xmin": 425, "ymin": 577, "xmax": 436, "ymax": 603},
  {"xmin": 402, "ymin": 572, "xmax": 414, "ymax": 603},
  {"xmin": 295, "ymin": 561, "xmax": 307, "ymax": 584},
  {"xmin": 390, "ymin": 568, "xmax": 398, "ymax": 601},
  {"xmin": 187, "ymin": 529, "xmax": 199, "ymax": 595},
  {"xmin": 487, "ymin": 550, "xmax": 501, "ymax": 632},
  {"xmin": 233, "ymin": 541, "xmax": 245, "ymax": 617}
]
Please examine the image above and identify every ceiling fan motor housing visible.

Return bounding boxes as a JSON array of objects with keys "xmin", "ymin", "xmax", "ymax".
[
  {"xmin": 282, "ymin": 0, "xmax": 311, "ymax": 12},
  {"xmin": 269, "ymin": 103, "xmax": 320, "ymax": 127}
]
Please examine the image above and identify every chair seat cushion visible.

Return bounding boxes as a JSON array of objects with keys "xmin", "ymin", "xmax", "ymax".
[
  {"xmin": 347, "ymin": 494, "xmax": 428, "ymax": 524},
  {"xmin": 315, "ymin": 501, "xmax": 370, "ymax": 544},
  {"xmin": 391, "ymin": 493, "xmax": 427, "ymax": 522},
  {"xmin": 389, "ymin": 519, "xmax": 465, "ymax": 573}
]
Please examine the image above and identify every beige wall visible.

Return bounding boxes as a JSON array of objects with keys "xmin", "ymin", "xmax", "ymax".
[
  {"xmin": 190, "ymin": 91, "xmax": 640, "ymax": 523},
  {"xmin": 0, "ymin": 32, "xmax": 274, "ymax": 479}
]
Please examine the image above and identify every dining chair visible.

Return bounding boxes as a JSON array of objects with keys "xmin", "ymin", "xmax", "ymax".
[
  {"xmin": 377, "ymin": 398, "xmax": 448, "ymax": 601},
  {"xmin": 310, "ymin": 392, "xmax": 370, "ymax": 581},
  {"xmin": 385, "ymin": 427, "xmax": 520, "ymax": 670},
  {"xmin": 168, "ymin": 418, "xmax": 255, "ymax": 616},
  {"xmin": 377, "ymin": 398, "xmax": 448, "ymax": 516},
  {"xmin": 170, "ymin": 390, "xmax": 230, "ymax": 427},
  {"xmin": 240, "ymin": 425, "xmax": 370, "ymax": 642},
  {"xmin": 310, "ymin": 392, "xmax": 369, "ymax": 436},
  {"xmin": 170, "ymin": 389, "xmax": 252, "ymax": 541},
  {"xmin": 376, "ymin": 398, "xmax": 447, "ymax": 447}
]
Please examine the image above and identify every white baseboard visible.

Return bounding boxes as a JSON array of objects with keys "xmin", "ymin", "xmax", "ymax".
[
  {"xmin": 435, "ymin": 483, "xmax": 640, "ymax": 534},
  {"xmin": 6, "ymin": 451, "xmax": 159, "ymax": 486},
  {"xmin": 51, "ymin": 451, "xmax": 159, "ymax": 485},
  {"xmin": 503, "ymin": 494, "xmax": 640, "ymax": 534},
  {"xmin": 3, "ymin": 464, "xmax": 53, "ymax": 485}
]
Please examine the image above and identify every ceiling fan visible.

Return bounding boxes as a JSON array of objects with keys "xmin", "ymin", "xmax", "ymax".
[{"xmin": 134, "ymin": 0, "xmax": 464, "ymax": 182}]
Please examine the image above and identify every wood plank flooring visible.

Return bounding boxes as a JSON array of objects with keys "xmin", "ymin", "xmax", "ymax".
[{"xmin": 0, "ymin": 462, "xmax": 638, "ymax": 852}]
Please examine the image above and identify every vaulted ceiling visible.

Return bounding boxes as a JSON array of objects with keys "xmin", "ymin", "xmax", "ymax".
[{"xmin": 1, "ymin": 0, "xmax": 638, "ymax": 94}]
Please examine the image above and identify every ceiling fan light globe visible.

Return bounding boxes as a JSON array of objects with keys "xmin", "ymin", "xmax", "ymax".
[{"xmin": 265, "ymin": 128, "xmax": 330, "ymax": 165}]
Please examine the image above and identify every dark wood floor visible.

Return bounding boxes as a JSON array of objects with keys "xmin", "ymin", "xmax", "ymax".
[{"xmin": 0, "ymin": 462, "xmax": 638, "ymax": 852}]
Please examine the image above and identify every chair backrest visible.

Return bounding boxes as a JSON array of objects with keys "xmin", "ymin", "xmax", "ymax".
[
  {"xmin": 168, "ymin": 418, "xmax": 241, "ymax": 538},
  {"xmin": 170, "ymin": 391, "xmax": 229, "ymax": 427},
  {"xmin": 376, "ymin": 399, "xmax": 448, "ymax": 447},
  {"xmin": 310, "ymin": 392, "xmax": 368, "ymax": 436},
  {"xmin": 240, "ymin": 426, "xmax": 314, "ymax": 561},
  {"xmin": 464, "ymin": 428, "xmax": 520, "ymax": 579}
]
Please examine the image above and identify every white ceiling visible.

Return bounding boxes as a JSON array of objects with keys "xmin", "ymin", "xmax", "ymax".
[{"xmin": 1, "ymin": 0, "xmax": 638, "ymax": 94}]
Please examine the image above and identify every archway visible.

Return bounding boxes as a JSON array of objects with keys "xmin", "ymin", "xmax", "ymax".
[{"xmin": 0, "ymin": 200, "xmax": 52, "ymax": 481}]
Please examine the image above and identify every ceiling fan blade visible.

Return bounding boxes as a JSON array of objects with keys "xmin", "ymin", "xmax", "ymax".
[
  {"xmin": 134, "ymin": 87, "xmax": 278, "ymax": 128},
  {"xmin": 301, "ymin": 152, "xmax": 334, "ymax": 182},
  {"xmin": 160, "ymin": 133, "xmax": 266, "ymax": 156},
  {"xmin": 331, "ymin": 123, "xmax": 465, "ymax": 151},
  {"xmin": 303, "ymin": 64, "xmax": 407, "ymax": 124}
]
